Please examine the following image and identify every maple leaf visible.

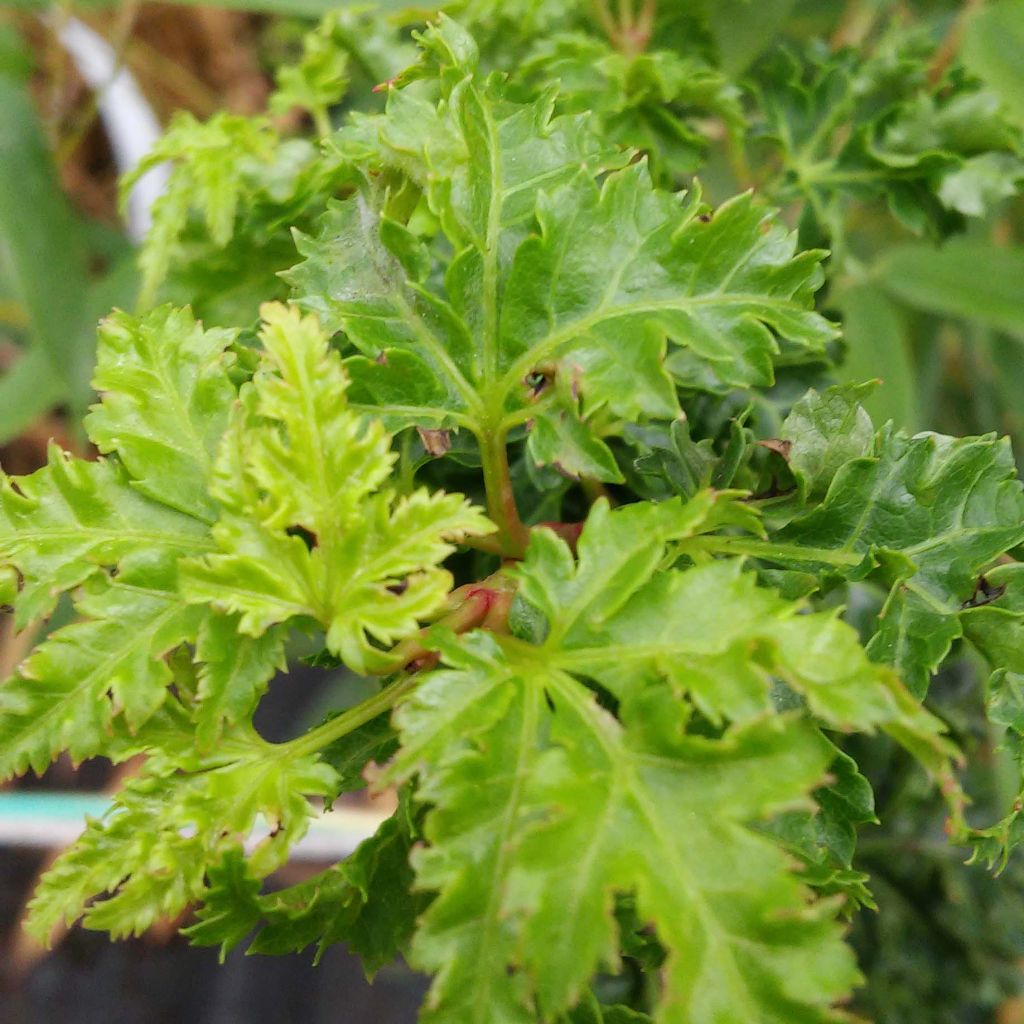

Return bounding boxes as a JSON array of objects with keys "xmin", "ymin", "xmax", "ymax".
[
  {"xmin": 181, "ymin": 302, "xmax": 493, "ymax": 671},
  {"xmin": 286, "ymin": 16, "xmax": 835, "ymax": 476}
]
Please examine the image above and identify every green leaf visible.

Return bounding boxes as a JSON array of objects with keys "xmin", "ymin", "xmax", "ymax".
[
  {"xmin": 123, "ymin": 112, "xmax": 276, "ymax": 301},
  {"xmin": 751, "ymin": 43, "xmax": 1022, "ymax": 243},
  {"xmin": 963, "ymin": 0, "xmax": 1024, "ymax": 127},
  {"xmin": 181, "ymin": 303, "xmax": 493, "ymax": 672},
  {"xmin": 0, "ymin": 446, "xmax": 212, "ymax": 626},
  {"xmin": 288, "ymin": 20, "xmax": 834, "ymax": 472},
  {"xmin": 0, "ymin": 560, "xmax": 202, "ymax": 778},
  {"xmin": 194, "ymin": 614, "xmax": 286, "ymax": 751},
  {"xmin": 27, "ymin": 735, "xmax": 337, "ymax": 943},
  {"xmin": 0, "ymin": 75, "xmax": 89, "ymax": 408},
  {"xmin": 390, "ymin": 631, "xmax": 859, "ymax": 1024},
  {"xmin": 879, "ymin": 241, "xmax": 1024, "ymax": 341},
  {"xmin": 517, "ymin": 498, "xmax": 949, "ymax": 744},
  {"xmin": 188, "ymin": 798, "xmax": 424, "ymax": 971},
  {"xmin": 763, "ymin": 747, "xmax": 878, "ymax": 911},
  {"xmin": 776, "ymin": 427, "xmax": 1024, "ymax": 695},
  {"xmin": 567, "ymin": 994, "xmax": 652, "ymax": 1023},
  {"xmin": 85, "ymin": 306, "xmax": 239, "ymax": 522},
  {"xmin": 780, "ymin": 382, "xmax": 876, "ymax": 500},
  {"xmin": 269, "ymin": 13, "xmax": 349, "ymax": 127},
  {"xmin": 962, "ymin": 563, "xmax": 1024, "ymax": 678}
]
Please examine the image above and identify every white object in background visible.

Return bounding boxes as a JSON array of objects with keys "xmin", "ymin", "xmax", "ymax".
[
  {"xmin": 0, "ymin": 792, "xmax": 383, "ymax": 862},
  {"xmin": 54, "ymin": 16, "xmax": 168, "ymax": 242}
]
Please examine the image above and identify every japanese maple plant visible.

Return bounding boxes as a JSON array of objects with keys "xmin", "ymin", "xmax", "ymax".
[{"xmin": 3, "ymin": 11, "xmax": 1024, "ymax": 1024}]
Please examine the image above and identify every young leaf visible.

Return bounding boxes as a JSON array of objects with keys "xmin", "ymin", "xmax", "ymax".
[
  {"xmin": 85, "ymin": 306, "xmax": 239, "ymax": 522},
  {"xmin": 26, "ymin": 733, "xmax": 337, "ymax": 944},
  {"xmin": 0, "ymin": 446, "xmax": 212, "ymax": 627},
  {"xmin": 121, "ymin": 111, "xmax": 276, "ymax": 300},
  {"xmin": 181, "ymin": 303, "xmax": 493, "ymax": 671}
]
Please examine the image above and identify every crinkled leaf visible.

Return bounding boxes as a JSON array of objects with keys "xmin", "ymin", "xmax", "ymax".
[
  {"xmin": 194, "ymin": 613, "xmax": 286, "ymax": 751},
  {"xmin": 288, "ymin": 17, "xmax": 834, "ymax": 473},
  {"xmin": 780, "ymin": 381, "xmax": 877, "ymax": 500},
  {"xmin": 181, "ymin": 303, "xmax": 493, "ymax": 671},
  {"xmin": 190, "ymin": 801, "xmax": 423, "ymax": 971},
  {"xmin": 517, "ymin": 498, "xmax": 950, "ymax": 749},
  {"xmin": 389, "ymin": 631, "xmax": 858, "ymax": 1024},
  {"xmin": 26, "ymin": 735, "xmax": 337, "ymax": 944},
  {"xmin": 0, "ymin": 560, "xmax": 202, "ymax": 779},
  {"xmin": 776, "ymin": 426, "xmax": 1024, "ymax": 695},
  {"xmin": 0, "ymin": 446, "xmax": 212, "ymax": 627},
  {"xmin": 85, "ymin": 305, "xmax": 239, "ymax": 522},
  {"xmin": 269, "ymin": 13, "xmax": 349, "ymax": 125},
  {"xmin": 122, "ymin": 112, "xmax": 276, "ymax": 299}
]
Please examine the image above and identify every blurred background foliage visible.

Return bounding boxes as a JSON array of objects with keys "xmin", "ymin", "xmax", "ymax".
[{"xmin": 2, "ymin": 1, "xmax": 1024, "ymax": 1022}]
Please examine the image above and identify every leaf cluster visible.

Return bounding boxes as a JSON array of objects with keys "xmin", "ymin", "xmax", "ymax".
[{"xmin": 3, "ymin": 7, "xmax": 1024, "ymax": 1023}]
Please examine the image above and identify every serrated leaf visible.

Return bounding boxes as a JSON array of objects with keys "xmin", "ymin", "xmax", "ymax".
[
  {"xmin": 181, "ymin": 303, "xmax": 493, "ymax": 671},
  {"xmin": 122, "ymin": 112, "xmax": 276, "ymax": 300},
  {"xmin": 390, "ymin": 631, "xmax": 858, "ymax": 1024},
  {"xmin": 194, "ymin": 613, "xmax": 286, "ymax": 750},
  {"xmin": 0, "ymin": 558, "xmax": 202, "ymax": 779},
  {"xmin": 775, "ymin": 427, "xmax": 1024, "ymax": 695},
  {"xmin": 188, "ymin": 798, "xmax": 424, "ymax": 971},
  {"xmin": 0, "ymin": 446, "xmax": 212, "ymax": 626},
  {"xmin": 517, "ymin": 498, "xmax": 949, "ymax": 746},
  {"xmin": 751, "ymin": 43, "xmax": 1023, "ymax": 243},
  {"xmin": 320, "ymin": 710, "xmax": 398, "ymax": 796},
  {"xmin": 269, "ymin": 13, "xmax": 349, "ymax": 126},
  {"xmin": 288, "ymin": 18, "xmax": 834, "ymax": 474},
  {"xmin": 27, "ymin": 735, "xmax": 337, "ymax": 944},
  {"xmin": 85, "ymin": 306, "xmax": 239, "ymax": 522},
  {"xmin": 763, "ymin": 747, "xmax": 878, "ymax": 911}
]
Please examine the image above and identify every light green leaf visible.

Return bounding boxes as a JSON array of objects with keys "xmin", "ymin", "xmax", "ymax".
[
  {"xmin": 85, "ymin": 306, "xmax": 239, "ymax": 522},
  {"xmin": 0, "ymin": 446, "xmax": 212, "ymax": 627},
  {"xmin": 518, "ymin": 499, "xmax": 949, "ymax": 743},
  {"xmin": 0, "ymin": 560, "xmax": 203, "ymax": 778},
  {"xmin": 194, "ymin": 613, "xmax": 286, "ymax": 751},
  {"xmin": 26, "ymin": 734, "xmax": 337, "ymax": 943},
  {"xmin": 269, "ymin": 13, "xmax": 349, "ymax": 128},
  {"xmin": 181, "ymin": 303, "xmax": 493, "ymax": 672},
  {"xmin": 123, "ymin": 112, "xmax": 276, "ymax": 301},
  {"xmin": 188, "ymin": 802, "xmax": 424, "ymax": 971},
  {"xmin": 963, "ymin": 0, "xmax": 1024, "ymax": 127},
  {"xmin": 390, "ymin": 631, "xmax": 858, "ymax": 1024}
]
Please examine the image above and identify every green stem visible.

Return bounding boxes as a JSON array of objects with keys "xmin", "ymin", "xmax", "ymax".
[
  {"xmin": 689, "ymin": 534, "xmax": 863, "ymax": 568},
  {"xmin": 276, "ymin": 674, "xmax": 417, "ymax": 761},
  {"xmin": 312, "ymin": 105, "xmax": 332, "ymax": 140},
  {"xmin": 478, "ymin": 426, "xmax": 529, "ymax": 557}
]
